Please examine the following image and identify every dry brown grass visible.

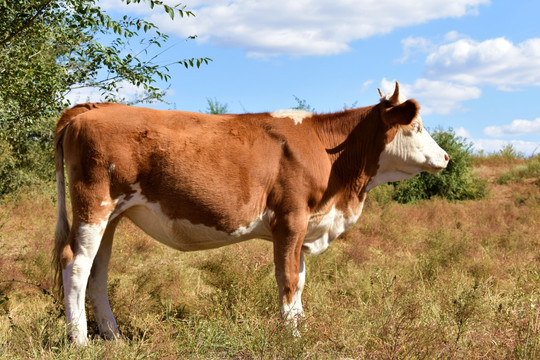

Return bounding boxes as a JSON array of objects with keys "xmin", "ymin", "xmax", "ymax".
[{"xmin": 1, "ymin": 159, "xmax": 539, "ymax": 359}]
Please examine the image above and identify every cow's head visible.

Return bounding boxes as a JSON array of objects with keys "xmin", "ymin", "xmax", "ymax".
[{"xmin": 368, "ymin": 82, "xmax": 449, "ymax": 189}]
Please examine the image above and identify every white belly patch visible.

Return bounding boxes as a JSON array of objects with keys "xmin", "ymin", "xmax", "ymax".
[
  {"xmin": 110, "ymin": 184, "xmax": 274, "ymax": 251},
  {"xmin": 110, "ymin": 184, "xmax": 361, "ymax": 253},
  {"xmin": 124, "ymin": 205, "xmax": 274, "ymax": 251}
]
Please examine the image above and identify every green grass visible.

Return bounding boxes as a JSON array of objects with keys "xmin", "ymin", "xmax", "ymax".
[{"xmin": 1, "ymin": 162, "xmax": 539, "ymax": 359}]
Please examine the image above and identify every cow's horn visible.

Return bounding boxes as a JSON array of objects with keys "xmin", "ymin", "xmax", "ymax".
[
  {"xmin": 389, "ymin": 81, "xmax": 400, "ymax": 104},
  {"xmin": 378, "ymin": 88, "xmax": 384, "ymax": 97}
]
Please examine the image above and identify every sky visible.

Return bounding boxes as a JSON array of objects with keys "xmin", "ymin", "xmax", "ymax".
[{"xmin": 68, "ymin": 0, "xmax": 540, "ymax": 155}]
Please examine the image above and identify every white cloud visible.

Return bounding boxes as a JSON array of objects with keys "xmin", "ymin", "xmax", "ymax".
[
  {"xmin": 471, "ymin": 138, "xmax": 540, "ymax": 155},
  {"xmin": 99, "ymin": 0, "xmax": 169, "ymax": 15},
  {"xmin": 379, "ymin": 78, "xmax": 481, "ymax": 115},
  {"xmin": 484, "ymin": 118, "xmax": 540, "ymax": 138},
  {"xmin": 64, "ymin": 87, "xmax": 105, "ymax": 104},
  {"xmin": 360, "ymin": 80, "xmax": 374, "ymax": 93},
  {"xmin": 425, "ymin": 37, "xmax": 540, "ymax": 90},
  {"xmin": 455, "ymin": 126, "xmax": 471, "ymax": 139},
  {"xmin": 444, "ymin": 30, "xmax": 467, "ymax": 42},
  {"xmin": 120, "ymin": 0, "xmax": 490, "ymax": 57},
  {"xmin": 397, "ymin": 36, "xmax": 434, "ymax": 63},
  {"xmin": 432, "ymin": 124, "xmax": 540, "ymax": 155},
  {"xmin": 64, "ymin": 81, "xmax": 150, "ymax": 104},
  {"xmin": 397, "ymin": 31, "xmax": 470, "ymax": 63}
]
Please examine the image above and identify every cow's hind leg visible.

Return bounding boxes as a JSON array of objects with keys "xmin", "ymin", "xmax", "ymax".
[
  {"xmin": 63, "ymin": 219, "xmax": 108, "ymax": 345},
  {"xmin": 87, "ymin": 218, "xmax": 120, "ymax": 339}
]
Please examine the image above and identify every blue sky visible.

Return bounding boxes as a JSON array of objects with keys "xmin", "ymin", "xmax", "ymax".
[{"xmin": 70, "ymin": 0, "xmax": 540, "ymax": 155}]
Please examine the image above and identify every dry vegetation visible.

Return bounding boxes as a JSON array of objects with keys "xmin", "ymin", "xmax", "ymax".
[{"xmin": 1, "ymin": 156, "xmax": 539, "ymax": 359}]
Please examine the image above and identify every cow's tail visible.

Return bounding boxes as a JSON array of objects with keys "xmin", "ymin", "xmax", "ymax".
[{"xmin": 52, "ymin": 103, "xmax": 97, "ymax": 297}]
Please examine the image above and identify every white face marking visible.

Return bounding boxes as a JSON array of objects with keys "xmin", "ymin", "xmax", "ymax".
[
  {"xmin": 368, "ymin": 122, "xmax": 448, "ymax": 190},
  {"xmin": 271, "ymin": 109, "xmax": 313, "ymax": 125},
  {"xmin": 368, "ymin": 89, "xmax": 449, "ymax": 191}
]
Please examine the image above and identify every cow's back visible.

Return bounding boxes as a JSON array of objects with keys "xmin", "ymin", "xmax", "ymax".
[{"xmin": 61, "ymin": 103, "xmax": 330, "ymax": 235}]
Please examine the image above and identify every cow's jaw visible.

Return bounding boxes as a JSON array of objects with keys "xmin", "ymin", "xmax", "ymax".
[{"xmin": 367, "ymin": 121, "xmax": 449, "ymax": 190}]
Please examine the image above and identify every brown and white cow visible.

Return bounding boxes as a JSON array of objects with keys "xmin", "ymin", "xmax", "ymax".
[{"xmin": 53, "ymin": 82, "xmax": 448, "ymax": 344}]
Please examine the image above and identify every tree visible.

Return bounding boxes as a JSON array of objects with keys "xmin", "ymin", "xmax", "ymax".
[
  {"xmin": 0, "ymin": 0, "xmax": 210, "ymax": 194},
  {"xmin": 205, "ymin": 98, "xmax": 229, "ymax": 114},
  {"xmin": 292, "ymin": 95, "xmax": 315, "ymax": 112}
]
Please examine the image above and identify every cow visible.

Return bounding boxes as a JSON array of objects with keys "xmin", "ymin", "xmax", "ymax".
[{"xmin": 53, "ymin": 82, "xmax": 449, "ymax": 345}]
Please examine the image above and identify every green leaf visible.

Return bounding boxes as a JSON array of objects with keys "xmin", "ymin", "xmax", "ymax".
[{"xmin": 164, "ymin": 4, "xmax": 175, "ymax": 20}]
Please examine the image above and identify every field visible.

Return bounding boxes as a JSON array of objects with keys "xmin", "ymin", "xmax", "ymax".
[{"xmin": 0, "ymin": 156, "xmax": 539, "ymax": 359}]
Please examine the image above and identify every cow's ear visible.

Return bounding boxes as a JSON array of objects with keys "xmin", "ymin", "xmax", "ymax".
[{"xmin": 384, "ymin": 99, "xmax": 419, "ymax": 126}]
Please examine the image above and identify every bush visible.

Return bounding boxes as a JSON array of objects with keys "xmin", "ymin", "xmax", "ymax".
[
  {"xmin": 0, "ymin": 116, "xmax": 55, "ymax": 196},
  {"xmin": 473, "ymin": 144, "xmax": 525, "ymax": 168},
  {"xmin": 391, "ymin": 129, "xmax": 487, "ymax": 203},
  {"xmin": 496, "ymin": 154, "xmax": 540, "ymax": 185},
  {"xmin": 205, "ymin": 97, "xmax": 229, "ymax": 114}
]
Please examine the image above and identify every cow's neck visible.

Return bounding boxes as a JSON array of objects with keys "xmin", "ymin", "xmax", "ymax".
[{"xmin": 311, "ymin": 104, "xmax": 388, "ymax": 205}]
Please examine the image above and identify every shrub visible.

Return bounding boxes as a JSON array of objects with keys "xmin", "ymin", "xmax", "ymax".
[
  {"xmin": 474, "ymin": 144, "xmax": 526, "ymax": 168},
  {"xmin": 205, "ymin": 97, "xmax": 229, "ymax": 114},
  {"xmin": 496, "ymin": 154, "xmax": 540, "ymax": 185},
  {"xmin": 391, "ymin": 129, "xmax": 488, "ymax": 203},
  {"xmin": 499, "ymin": 144, "xmax": 524, "ymax": 160},
  {"xmin": 0, "ymin": 116, "xmax": 55, "ymax": 196}
]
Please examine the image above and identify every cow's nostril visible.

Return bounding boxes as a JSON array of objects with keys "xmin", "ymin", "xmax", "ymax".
[{"xmin": 444, "ymin": 154, "xmax": 449, "ymax": 161}]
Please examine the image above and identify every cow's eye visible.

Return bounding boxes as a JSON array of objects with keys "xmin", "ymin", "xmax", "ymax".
[{"xmin": 412, "ymin": 122, "xmax": 421, "ymax": 133}]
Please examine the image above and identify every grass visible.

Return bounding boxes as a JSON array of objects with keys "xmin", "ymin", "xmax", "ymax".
[
  {"xmin": 496, "ymin": 155, "xmax": 540, "ymax": 185},
  {"xmin": 1, "ymin": 158, "xmax": 539, "ymax": 359}
]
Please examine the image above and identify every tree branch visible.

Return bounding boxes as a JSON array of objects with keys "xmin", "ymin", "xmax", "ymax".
[{"xmin": 0, "ymin": 0, "xmax": 53, "ymax": 47}]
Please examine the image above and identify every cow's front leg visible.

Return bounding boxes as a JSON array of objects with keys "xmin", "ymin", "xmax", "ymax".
[
  {"xmin": 272, "ymin": 212, "xmax": 308, "ymax": 334},
  {"xmin": 282, "ymin": 252, "xmax": 305, "ymax": 320}
]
